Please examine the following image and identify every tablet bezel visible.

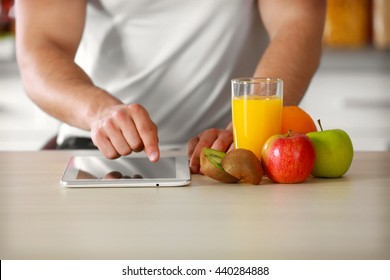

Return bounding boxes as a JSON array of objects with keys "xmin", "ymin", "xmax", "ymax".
[{"xmin": 60, "ymin": 155, "xmax": 191, "ymax": 188}]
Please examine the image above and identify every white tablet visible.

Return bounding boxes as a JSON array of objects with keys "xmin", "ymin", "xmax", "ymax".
[{"xmin": 60, "ymin": 155, "xmax": 191, "ymax": 187}]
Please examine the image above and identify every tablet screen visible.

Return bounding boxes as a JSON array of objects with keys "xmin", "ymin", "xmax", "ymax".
[{"xmin": 74, "ymin": 156, "xmax": 175, "ymax": 179}]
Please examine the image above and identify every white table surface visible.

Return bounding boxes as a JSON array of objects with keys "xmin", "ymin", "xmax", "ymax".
[{"xmin": 0, "ymin": 150, "xmax": 389, "ymax": 260}]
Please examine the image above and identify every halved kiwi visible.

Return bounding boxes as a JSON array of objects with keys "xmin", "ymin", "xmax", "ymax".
[{"xmin": 200, "ymin": 148, "xmax": 239, "ymax": 183}]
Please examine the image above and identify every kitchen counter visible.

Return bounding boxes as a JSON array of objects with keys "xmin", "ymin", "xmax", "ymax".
[{"xmin": 0, "ymin": 150, "xmax": 389, "ymax": 260}]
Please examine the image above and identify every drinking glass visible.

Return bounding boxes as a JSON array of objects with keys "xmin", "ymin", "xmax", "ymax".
[{"xmin": 231, "ymin": 77, "xmax": 283, "ymax": 160}]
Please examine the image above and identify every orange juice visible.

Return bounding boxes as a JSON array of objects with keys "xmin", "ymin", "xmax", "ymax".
[{"xmin": 232, "ymin": 95, "xmax": 282, "ymax": 159}]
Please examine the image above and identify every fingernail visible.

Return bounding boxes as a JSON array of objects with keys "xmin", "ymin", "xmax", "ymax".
[{"xmin": 148, "ymin": 151, "xmax": 159, "ymax": 162}]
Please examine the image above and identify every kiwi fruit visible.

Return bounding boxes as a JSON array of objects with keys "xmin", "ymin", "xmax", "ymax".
[
  {"xmin": 200, "ymin": 147, "xmax": 263, "ymax": 185},
  {"xmin": 221, "ymin": 149, "xmax": 263, "ymax": 185},
  {"xmin": 200, "ymin": 148, "xmax": 239, "ymax": 183}
]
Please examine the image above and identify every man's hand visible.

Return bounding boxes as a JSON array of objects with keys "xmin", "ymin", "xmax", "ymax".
[
  {"xmin": 90, "ymin": 104, "xmax": 160, "ymax": 162},
  {"xmin": 187, "ymin": 127, "xmax": 234, "ymax": 174}
]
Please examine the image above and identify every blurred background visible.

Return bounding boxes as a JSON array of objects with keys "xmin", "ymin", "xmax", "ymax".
[{"xmin": 1, "ymin": 0, "xmax": 389, "ymax": 151}]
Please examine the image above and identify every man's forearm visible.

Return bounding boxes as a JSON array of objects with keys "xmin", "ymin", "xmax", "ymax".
[
  {"xmin": 256, "ymin": 0, "xmax": 326, "ymax": 106},
  {"xmin": 15, "ymin": 0, "xmax": 121, "ymax": 132},
  {"xmin": 18, "ymin": 46, "xmax": 122, "ymax": 131},
  {"xmin": 254, "ymin": 30, "xmax": 323, "ymax": 105}
]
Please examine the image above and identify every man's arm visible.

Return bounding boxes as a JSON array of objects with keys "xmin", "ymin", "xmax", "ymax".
[
  {"xmin": 16, "ymin": 0, "xmax": 109, "ymax": 129},
  {"xmin": 16, "ymin": 0, "xmax": 159, "ymax": 160},
  {"xmin": 187, "ymin": 0, "xmax": 325, "ymax": 172},
  {"xmin": 256, "ymin": 0, "xmax": 326, "ymax": 105}
]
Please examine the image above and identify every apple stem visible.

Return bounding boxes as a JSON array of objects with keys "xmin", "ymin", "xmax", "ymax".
[
  {"xmin": 317, "ymin": 119, "xmax": 324, "ymax": 132},
  {"xmin": 287, "ymin": 130, "xmax": 291, "ymax": 137}
]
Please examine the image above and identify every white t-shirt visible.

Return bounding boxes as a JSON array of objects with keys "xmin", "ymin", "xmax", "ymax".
[{"xmin": 57, "ymin": 0, "xmax": 268, "ymax": 146}]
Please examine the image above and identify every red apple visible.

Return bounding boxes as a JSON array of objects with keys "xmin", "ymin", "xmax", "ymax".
[{"xmin": 261, "ymin": 131, "xmax": 316, "ymax": 183}]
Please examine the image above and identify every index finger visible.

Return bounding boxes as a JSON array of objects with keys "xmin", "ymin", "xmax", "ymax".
[{"xmin": 129, "ymin": 104, "xmax": 160, "ymax": 162}]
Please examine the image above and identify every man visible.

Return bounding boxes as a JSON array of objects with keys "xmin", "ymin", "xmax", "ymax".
[{"xmin": 15, "ymin": 0, "xmax": 325, "ymax": 173}]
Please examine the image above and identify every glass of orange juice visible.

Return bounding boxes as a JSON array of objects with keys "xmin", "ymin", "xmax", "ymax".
[{"xmin": 231, "ymin": 77, "xmax": 283, "ymax": 160}]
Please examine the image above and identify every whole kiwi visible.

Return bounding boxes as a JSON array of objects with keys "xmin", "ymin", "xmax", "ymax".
[{"xmin": 221, "ymin": 149, "xmax": 263, "ymax": 185}]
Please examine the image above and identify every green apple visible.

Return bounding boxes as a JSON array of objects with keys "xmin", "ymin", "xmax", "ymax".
[{"xmin": 306, "ymin": 120, "xmax": 354, "ymax": 178}]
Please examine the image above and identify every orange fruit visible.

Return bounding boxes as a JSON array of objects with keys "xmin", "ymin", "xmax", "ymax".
[{"xmin": 281, "ymin": 106, "xmax": 317, "ymax": 134}]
